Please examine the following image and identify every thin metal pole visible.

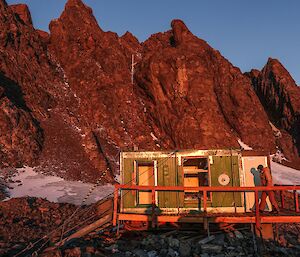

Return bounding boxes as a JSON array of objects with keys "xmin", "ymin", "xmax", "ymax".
[
  {"xmin": 131, "ymin": 54, "xmax": 134, "ymax": 85},
  {"xmin": 113, "ymin": 187, "xmax": 118, "ymax": 226},
  {"xmin": 230, "ymin": 149, "xmax": 237, "ymax": 213},
  {"xmin": 294, "ymin": 190, "xmax": 299, "ymax": 212},
  {"xmin": 151, "ymin": 189, "xmax": 156, "ymax": 228},
  {"xmin": 280, "ymin": 191, "xmax": 285, "ymax": 209},
  {"xmin": 251, "ymin": 223, "xmax": 260, "ymax": 257},
  {"xmin": 203, "ymin": 189, "xmax": 207, "ymax": 212},
  {"xmin": 255, "ymin": 190, "xmax": 260, "ymax": 230}
]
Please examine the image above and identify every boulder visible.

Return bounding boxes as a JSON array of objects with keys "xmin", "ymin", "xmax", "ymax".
[
  {"xmin": 178, "ymin": 241, "xmax": 191, "ymax": 257},
  {"xmin": 200, "ymin": 244, "xmax": 223, "ymax": 254},
  {"xmin": 64, "ymin": 247, "xmax": 81, "ymax": 257}
]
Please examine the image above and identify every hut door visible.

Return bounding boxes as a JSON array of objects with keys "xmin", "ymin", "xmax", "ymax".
[
  {"xmin": 137, "ymin": 161, "xmax": 156, "ymax": 205},
  {"xmin": 242, "ymin": 156, "xmax": 271, "ymax": 211},
  {"xmin": 210, "ymin": 155, "xmax": 242, "ymax": 207}
]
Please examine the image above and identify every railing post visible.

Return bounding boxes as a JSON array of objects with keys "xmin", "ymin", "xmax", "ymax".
[
  {"xmin": 151, "ymin": 189, "xmax": 156, "ymax": 228},
  {"xmin": 294, "ymin": 190, "xmax": 299, "ymax": 213},
  {"xmin": 113, "ymin": 186, "xmax": 119, "ymax": 226},
  {"xmin": 280, "ymin": 190, "xmax": 285, "ymax": 209},
  {"xmin": 254, "ymin": 190, "xmax": 260, "ymax": 230},
  {"xmin": 203, "ymin": 189, "xmax": 207, "ymax": 213}
]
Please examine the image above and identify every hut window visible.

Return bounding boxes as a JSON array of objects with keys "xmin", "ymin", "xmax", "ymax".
[{"xmin": 183, "ymin": 157, "xmax": 209, "ymax": 200}]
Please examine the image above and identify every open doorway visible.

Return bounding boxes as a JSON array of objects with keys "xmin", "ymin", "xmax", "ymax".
[
  {"xmin": 136, "ymin": 161, "xmax": 156, "ymax": 205},
  {"xmin": 182, "ymin": 157, "xmax": 210, "ymax": 208}
]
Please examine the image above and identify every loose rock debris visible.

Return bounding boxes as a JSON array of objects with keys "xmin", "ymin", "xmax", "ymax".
[{"xmin": 1, "ymin": 197, "xmax": 300, "ymax": 257}]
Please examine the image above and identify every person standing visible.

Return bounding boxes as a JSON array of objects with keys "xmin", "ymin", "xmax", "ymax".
[{"xmin": 257, "ymin": 165, "xmax": 280, "ymax": 214}]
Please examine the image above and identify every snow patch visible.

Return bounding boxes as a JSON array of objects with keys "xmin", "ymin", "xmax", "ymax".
[
  {"xmin": 73, "ymin": 125, "xmax": 82, "ymax": 132},
  {"xmin": 271, "ymin": 161, "xmax": 300, "ymax": 186},
  {"xmin": 237, "ymin": 139, "xmax": 253, "ymax": 150},
  {"xmin": 5, "ymin": 167, "xmax": 114, "ymax": 205},
  {"xmin": 150, "ymin": 132, "xmax": 159, "ymax": 141},
  {"xmin": 271, "ymin": 149, "xmax": 288, "ymax": 163},
  {"xmin": 95, "ymin": 62, "xmax": 102, "ymax": 69},
  {"xmin": 269, "ymin": 121, "xmax": 282, "ymax": 138}
]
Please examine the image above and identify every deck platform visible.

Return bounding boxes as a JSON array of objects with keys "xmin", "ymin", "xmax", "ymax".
[
  {"xmin": 117, "ymin": 210, "xmax": 300, "ymax": 224},
  {"xmin": 113, "ymin": 185, "xmax": 300, "ymax": 229}
]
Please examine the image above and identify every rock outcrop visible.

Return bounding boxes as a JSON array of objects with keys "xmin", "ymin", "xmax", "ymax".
[
  {"xmin": 48, "ymin": 0, "xmax": 158, "ymax": 179},
  {"xmin": 135, "ymin": 19, "xmax": 275, "ymax": 151},
  {"xmin": 0, "ymin": 73, "xmax": 42, "ymax": 167},
  {"xmin": 0, "ymin": 0, "xmax": 98, "ymax": 180},
  {"xmin": 10, "ymin": 3, "xmax": 32, "ymax": 26},
  {"xmin": 247, "ymin": 58, "xmax": 300, "ymax": 165}
]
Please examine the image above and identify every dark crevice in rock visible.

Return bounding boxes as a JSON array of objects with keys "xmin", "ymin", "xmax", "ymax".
[{"xmin": 0, "ymin": 72, "xmax": 31, "ymax": 112}]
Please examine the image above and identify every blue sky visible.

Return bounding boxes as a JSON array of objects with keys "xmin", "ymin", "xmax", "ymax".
[{"xmin": 7, "ymin": 0, "xmax": 300, "ymax": 84}]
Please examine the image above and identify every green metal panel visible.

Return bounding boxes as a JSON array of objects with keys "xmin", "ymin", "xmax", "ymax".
[
  {"xmin": 122, "ymin": 155, "xmax": 184, "ymax": 209},
  {"xmin": 210, "ymin": 155, "xmax": 242, "ymax": 207},
  {"xmin": 122, "ymin": 157, "xmax": 167, "ymax": 209},
  {"xmin": 177, "ymin": 165, "xmax": 184, "ymax": 208},
  {"xmin": 157, "ymin": 161, "xmax": 166, "ymax": 208},
  {"xmin": 157, "ymin": 157, "xmax": 182, "ymax": 208},
  {"xmin": 122, "ymin": 158, "xmax": 136, "ymax": 208}
]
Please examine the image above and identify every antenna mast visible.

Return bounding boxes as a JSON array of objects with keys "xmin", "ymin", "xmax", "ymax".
[{"xmin": 131, "ymin": 53, "xmax": 140, "ymax": 85}]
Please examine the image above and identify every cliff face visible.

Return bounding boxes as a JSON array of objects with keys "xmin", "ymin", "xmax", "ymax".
[
  {"xmin": 135, "ymin": 20, "xmax": 275, "ymax": 151},
  {"xmin": 0, "ymin": 73, "xmax": 42, "ymax": 167},
  {"xmin": 0, "ymin": 0, "xmax": 299, "ymax": 179},
  {"xmin": 0, "ymin": 0, "xmax": 47, "ymax": 167},
  {"xmin": 48, "ymin": 0, "xmax": 157, "ymax": 179},
  {"xmin": 246, "ymin": 58, "xmax": 300, "ymax": 164},
  {"xmin": 0, "ymin": 0, "xmax": 99, "ymax": 181}
]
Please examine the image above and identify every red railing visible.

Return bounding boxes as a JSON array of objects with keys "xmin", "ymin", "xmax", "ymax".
[{"xmin": 113, "ymin": 185, "xmax": 300, "ymax": 229}]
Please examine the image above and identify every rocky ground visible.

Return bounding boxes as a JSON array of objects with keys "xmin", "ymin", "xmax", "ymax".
[
  {"xmin": 0, "ymin": 197, "xmax": 99, "ymax": 256},
  {"xmin": 103, "ymin": 227, "xmax": 300, "ymax": 257},
  {"xmin": 0, "ymin": 197, "xmax": 300, "ymax": 257}
]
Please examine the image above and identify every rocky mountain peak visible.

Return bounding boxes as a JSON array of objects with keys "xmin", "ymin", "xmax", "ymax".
[
  {"xmin": 171, "ymin": 19, "xmax": 194, "ymax": 46},
  {"xmin": 121, "ymin": 31, "xmax": 140, "ymax": 46},
  {"xmin": 119, "ymin": 31, "xmax": 141, "ymax": 55},
  {"xmin": 50, "ymin": 0, "xmax": 103, "ymax": 35},
  {"xmin": 264, "ymin": 58, "xmax": 292, "ymax": 79},
  {"xmin": 248, "ymin": 57, "xmax": 300, "ymax": 120},
  {"xmin": 10, "ymin": 4, "xmax": 32, "ymax": 26},
  {"xmin": 246, "ymin": 58, "xmax": 300, "ymax": 165},
  {"xmin": 65, "ymin": 0, "xmax": 90, "ymax": 10},
  {"xmin": 0, "ymin": 0, "xmax": 7, "ymax": 8}
]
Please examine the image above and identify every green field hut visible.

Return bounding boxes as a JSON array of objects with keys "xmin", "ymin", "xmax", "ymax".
[{"xmin": 119, "ymin": 149, "xmax": 271, "ymax": 214}]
